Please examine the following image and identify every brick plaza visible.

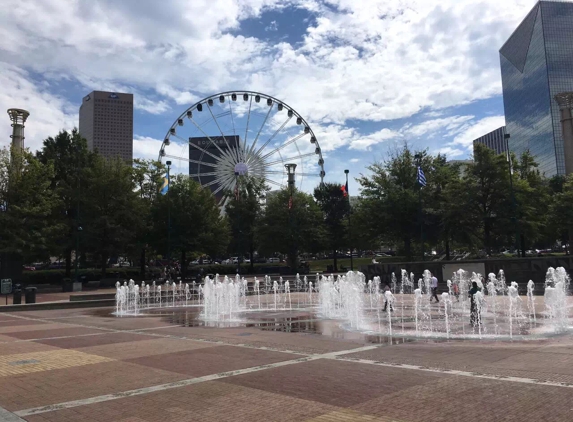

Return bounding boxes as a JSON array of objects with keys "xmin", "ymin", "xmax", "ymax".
[{"xmin": 0, "ymin": 303, "xmax": 572, "ymax": 422}]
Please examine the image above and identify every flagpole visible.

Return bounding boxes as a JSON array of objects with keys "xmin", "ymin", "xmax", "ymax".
[
  {"xmin": 344, "ymin": 170, "xmax": 353, "ymax": 271},
  {"xmin": 414, "ymin": 155, "xmax": 424, "ymax": 262}
]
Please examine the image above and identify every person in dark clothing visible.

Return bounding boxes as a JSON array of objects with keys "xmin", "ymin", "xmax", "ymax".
[
  {"xmin": 469, "ymin": 281, "xmax": 481, "ymax": 327},
  {"xmin": 382, "ymin": 284, "xmax": 394, "ymax": 312}
]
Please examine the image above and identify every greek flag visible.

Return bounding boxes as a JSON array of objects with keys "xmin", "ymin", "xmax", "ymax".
[
  {"xmin": 160, "ymin": 173, "xmax": 169, "ymax": 195},
  {"xmin": 417, "ymin": 166, "xmax": 427, "ymax": 187}
]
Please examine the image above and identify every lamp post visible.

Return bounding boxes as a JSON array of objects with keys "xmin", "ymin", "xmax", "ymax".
[
  {"xmin": 285, "ymin": 164, "xmax": 297, "ymax": 273},
  {"xmin": 504, "ymin": 134, "xmax": 520, "ymax": 257},
  {"xmin": 74, "ymin": 142, "xmax": 81, "ymax": 283},
  {"xmin": 235, "ymin": 171, "xmax": 241, "ymax": 274},
  {"xmin": 166, "ymin": 161, "xmax": 172, "ymax": 267},
  {"xmin": 344, "ymin": 169, "xmax": 353, "ymax": 271}
]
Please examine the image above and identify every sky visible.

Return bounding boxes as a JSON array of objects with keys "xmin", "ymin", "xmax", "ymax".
[{"xmin": 0, "ymin": 0, "xmax": 540, "ymax": 194}]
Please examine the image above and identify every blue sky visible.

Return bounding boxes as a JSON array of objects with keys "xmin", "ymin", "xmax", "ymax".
[{"xmin": 0, "ymin": 0, "xmax": 540, "ymax": 194}]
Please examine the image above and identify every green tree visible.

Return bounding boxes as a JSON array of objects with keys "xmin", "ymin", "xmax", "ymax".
[
  {"xmin": 548, "ymin": 175, "xmax": 573, "ymax": 255},
  {"xmin": 256, "ymin": 188, "xmax": 325, "ymax": 271},
  {"xmin": 36, "ymin": 129, "xmax": 93, "ymax": 277},
  {"xmin": 0, "ymin": 147, "xmax": 64, "ymax": 265},
  {"xmin": 225, "ymin": 177, "xmax": 267, "ymax": 272},
  {"xmin": 462, "ymin": 144, "xmax": 512, "ymax": 254},
  {"xmin": 151, "ymin": 176, "xmax": 230, "ymax": 276},
  {"xmin": 314, "ymin": 183, "xmax": 350, "ymax": 271},
  {"xmin": 513, "ymin": 150, "xmax": 548, "ymax": 256},
  {"xmin": 131, "ymin": 159, "xmax": 166, "ymax": 277},
  {"xmin": 81, "ymin": 156, "xmax": 143, "ymax": 276},
  {"xmin": 357, "ymin": 145, "xmax": 436, "ymax": 260}
]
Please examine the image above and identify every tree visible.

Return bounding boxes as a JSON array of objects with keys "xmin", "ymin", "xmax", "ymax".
[
  {"xmin": 548, "ymin": 175, "xmax": 573, "ymax": 255},
  {"xmin": 462, "ymin": 144, "xmax": 511, "ymax": 254},
  {"xmin": 131, "ymin": 159, "xmax": 166, "ymax": 277},
  {"xmin": 36, "ymin": 129, "xmax": 93, "ymax": 277},
  {"xmin": 225, "ymin": 177, "xmax": 267, "ymax": 272},
  {"xmin": 314, "ymin": 183, "xmax": 350, "ymax": 271},
  {"xmin": 513, "ymin": 150, "xmax": 548, "ymax": 256},
  {"xmin": 151, "ymin": 176, "xmax": 230, "ymax": 276},
  {"xmin": 256, "ymin": 188, "xmax": 325, "ymax": 271},
  {"xmin": 81, "ymin": 156, "xmax": 143, "ymax": 276},
  {"xmin": 0, "ymin": 147, "xmax": 64, "ymax": 265},
  {"xmin": 357, "ymin": 145, "xmax": 437, "ymax": 260}
]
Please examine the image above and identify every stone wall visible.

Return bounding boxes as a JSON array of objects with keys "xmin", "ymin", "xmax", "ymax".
[{"xmin": 360, "ymin": 256, "xmax": 573, "ymax": 293}]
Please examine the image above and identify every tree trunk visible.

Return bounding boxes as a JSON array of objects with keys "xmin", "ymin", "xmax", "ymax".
[
  {"xmin": 140, "ymin": 247, "xmax": 146, "ymax": 280},
  {"xmin": 445, "ymin": 238, "xmax": 451, "ymax": 261},
  {"xmin": 333, "ymin": 248, "xmax": 338, "ymax": 272},
  {"xmin": 520, "ymin": 234, "xmax": 526, "ymax": 258},
  {"xmin": 484, "ymin": 220, "xmax": 491, "ymax": 256},
  {"xmin": 181, "ymin": 250, "xmax": 186, "ymax": 279},
  {"xmin": 65, "ymin": 247, "xmax": 72, "ymax": 278},
  {"xmin": 101, "ymin": 253, "xmax": 107, "ymax": 277},
  {"xmin": 404, "ymin": 237, "xmax": 412, "ymax": 261},
  {"xmin": 249, "ymin": 242, "xmax": 254, "ymax": 273}
]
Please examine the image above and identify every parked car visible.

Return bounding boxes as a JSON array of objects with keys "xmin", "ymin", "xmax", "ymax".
[
  {"xmin": 267, "ymin": 257, "xmax": 280, "ymax": 263},
  {"xmin": 244, "ymin": 258, "xmax": 251, "ymax": 264},
  {"xmin": 23, "ymin": 265, "xmax": 36, "ymax": 271}
]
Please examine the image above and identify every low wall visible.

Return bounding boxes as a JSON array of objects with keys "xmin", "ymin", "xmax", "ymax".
[{"xmin": 360, "ymin": 256, "xmax": 573, "ymax": 292}]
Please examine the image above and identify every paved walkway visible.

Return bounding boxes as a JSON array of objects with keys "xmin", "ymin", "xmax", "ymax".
[{"xmin": 0, "ymin": 307, "xmax": 572, "ymax": 421}]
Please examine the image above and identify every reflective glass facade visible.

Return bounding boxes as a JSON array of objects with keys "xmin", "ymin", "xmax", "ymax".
[{"xmin": 500, "ymin": 1, "xmax": 573, "ymax": 177}]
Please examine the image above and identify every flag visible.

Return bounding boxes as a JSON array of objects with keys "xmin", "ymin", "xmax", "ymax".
[
  {"xmin": 417, "ymin": 166, "xmax": 427, "ymax": 187},
  {"xmin": 160, "ymin": 173, "xmax": 169, "ymax": 195},
  {"xmin": 288, "ymin": 196, "xmax": 293, "ymax": 210},
  {"xmin": 341, "ymin": 180, "xmax": 348, "ymax": 197},
  {"xmin": 234, "ymin": 183, "xmax": 240, "ymax": 201}
]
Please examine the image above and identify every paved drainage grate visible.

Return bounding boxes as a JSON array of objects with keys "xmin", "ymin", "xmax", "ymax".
[{"xmin": 9, "ymin": 359, "xmax": 41, "ymax": 366}]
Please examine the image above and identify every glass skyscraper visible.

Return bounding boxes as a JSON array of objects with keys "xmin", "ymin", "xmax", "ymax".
[{"xmin": 500, "ymin": 0, "xmax": 573, "ymax": 177}]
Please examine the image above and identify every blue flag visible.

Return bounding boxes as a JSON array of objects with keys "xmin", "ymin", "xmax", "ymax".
[
  {"xmin": 160, "ymin": 173, "xmax": 169, "ymax": 195},
  {"xmin": 417, "ymin": 166, "xmax": 427, "ymax": 187}
]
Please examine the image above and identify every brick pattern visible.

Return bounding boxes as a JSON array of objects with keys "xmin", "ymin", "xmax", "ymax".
[{"xmin": 0, "ymin": 307, "xmax": 571, "ymax": 421}]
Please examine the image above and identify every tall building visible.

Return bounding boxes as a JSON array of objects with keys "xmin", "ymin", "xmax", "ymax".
[
  {"xmin": 189, "ymin": 136, "xmax": 240, "ymax": 203},
  {"xmin": 79, "ymin": 91, "xmax": 133, "ymax": 161},
  {"xmin": 500, "ymin": 0, "xmax": 573, "ymax": 177},
  {"xmin": 472, "ymin": 126, "xmax": 508, "ymax": 156}
]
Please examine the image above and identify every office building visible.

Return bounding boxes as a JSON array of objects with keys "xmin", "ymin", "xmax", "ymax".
[
  {"xmin": 500, "ymin": 0, "xmax": 573, "ymax": 177},
  {"xmin": 189, "ymin": 136, "xmax": 240, "ymax": 203},
  {"xmin": 472, "ymin": 126, "xmax": 508, "ymax": 156},
  {"xmin": 79, "ymin": 91, "xmax": 133, "ymax": 161}
]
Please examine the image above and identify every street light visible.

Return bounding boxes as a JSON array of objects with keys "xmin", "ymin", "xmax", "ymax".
[
  {"xmin": 166, "ymin": 161, "xmax": 172, "ymax": 267},
  {"xmin": 285, "ymin": 164, "xmax": 297, "ymax": 272},
  {"xmin": 235, "ymin": 171, "xmax": 241, "ymax": 274},
  {"xmin": 504, "ymin": 134, "xmax": 520, "ymax": 256},
  {"xmin": 344, "ymin": 169, "xmax": 353, "ymax": 271}
]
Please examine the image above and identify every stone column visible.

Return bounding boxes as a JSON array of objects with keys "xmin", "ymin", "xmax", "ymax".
[{"xmin": 555, "ymin": 93, "xmax": 573, "ymax": 175}]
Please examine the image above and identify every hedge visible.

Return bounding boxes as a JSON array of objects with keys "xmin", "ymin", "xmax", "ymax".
[{"xmin": 21, "ymin": 268, "xmax": 142, "ymax": 285}]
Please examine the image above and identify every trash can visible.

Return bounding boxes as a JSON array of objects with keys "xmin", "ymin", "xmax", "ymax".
[
  {"xmin": 25, "ymin": 287, "xmax": 37, "ymax": 304},
  {"xmin": 13, "ymin": 289, "xmax": 22, "ymax": 305}
]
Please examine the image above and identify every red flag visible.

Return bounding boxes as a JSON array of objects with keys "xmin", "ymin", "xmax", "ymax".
[
  {"xmin": 234, "ymin": 183, "xmax": 240, "ymax": 200},
  {"xmin": 288, "ymin": 196, "xmax": 293, "ymax": 210},
  {"xmin": 341, "ymin": 184, "xmax": 348, "ymax": 197}
]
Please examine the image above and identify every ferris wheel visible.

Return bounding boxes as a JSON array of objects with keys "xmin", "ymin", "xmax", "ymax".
[{"xmin": 158, "ymin": 91, "xmax": 326, "ymax": 206}]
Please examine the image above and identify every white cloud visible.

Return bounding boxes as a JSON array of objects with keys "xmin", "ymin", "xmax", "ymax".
[
  {"xmin": 265, "ymin": 20, "xmax": 279, "ymax": 31},
  {"xmin": 0, "ymin": 63, "xmax": 77, "ymax": 152},
  {"xmin": 450, "ymin": 115, "xmax": 506, "ymax": 148},
  {"xmin": 436, "ymin": 146, "xmax": 465, "ymax": 158},
  {"xmin": 0, "ymin": 0, "xmax": 534, "ymax": 165},
  {"xmin": 349, "ymin": 158, "xmax": 360, "ymax": 163},
  {"xmin": 349, "ymin": 128, "xmax": 400, "ymax": 151}
]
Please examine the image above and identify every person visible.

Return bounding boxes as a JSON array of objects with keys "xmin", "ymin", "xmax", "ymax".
[
  {"xmin": 469, "ymin": 281, "xmax": 481, "ymax": 327},
  {"xmin": 453, "ymin": 282, "xmax": 460, "ymax": 302},
  {"xmin": 430, "ymin": 273, "xmax": 439, "ymax": 303},
  {"xmin": 382, "ymin": 284, "xmax": 394, "ymax": 312}
]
